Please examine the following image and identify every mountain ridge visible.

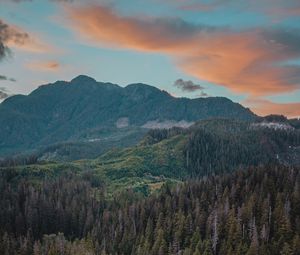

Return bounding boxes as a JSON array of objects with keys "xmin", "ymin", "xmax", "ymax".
[{"xmin": 0, "ymin": 75, "xmax": 256, "ymax": 157}]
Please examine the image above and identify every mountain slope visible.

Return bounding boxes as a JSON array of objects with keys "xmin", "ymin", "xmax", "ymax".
[{"xmin": 0, "ymin": 75, "xmax": 255, "ymax": 156}]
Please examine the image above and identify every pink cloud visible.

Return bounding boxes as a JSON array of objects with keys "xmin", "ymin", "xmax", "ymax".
[{"xmin": 65, "ymin": 5, "xmax": 300, "ymax": 98}]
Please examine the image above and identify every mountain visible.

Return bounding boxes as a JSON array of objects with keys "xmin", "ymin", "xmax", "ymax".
[{"xmin": 0, "ymin": 75, "xmax": 255, "ymax": 157}]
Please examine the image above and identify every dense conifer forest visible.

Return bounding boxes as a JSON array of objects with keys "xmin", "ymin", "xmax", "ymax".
[
  {"xmin": 1, "ymin": 118, "xmax": 300, "ymax": 254},
  {"xmin": 1, "ymin": 165, "xmax": 299, "ymax": 254}
]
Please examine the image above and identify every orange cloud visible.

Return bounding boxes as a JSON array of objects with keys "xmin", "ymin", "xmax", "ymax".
[
  {"xmin": 26, "ymin": 60, "xmax": 60, "ymax": 72},
  {"xmin": 178, "ymin": 30, "xmax": 300, "ymax": 95},
  {"xmin": 65, "ymin": 5, "xmax": 300, "ymax": 97},
  {"xmin": 66, "ymin": 5, "xmax": 202, "ymax": 53},
  {"xmin": 244, "ymin": 98, "xmax": 300, "ymax": 118}
]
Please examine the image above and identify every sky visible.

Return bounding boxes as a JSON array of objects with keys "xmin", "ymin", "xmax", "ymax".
[{"xmin": 0, "ymin": 0, "xmax": 300, "ymax": 117}]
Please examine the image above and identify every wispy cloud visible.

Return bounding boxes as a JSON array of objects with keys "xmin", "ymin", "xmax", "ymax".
[
  {"xmin": 65, "ymin": 5, "xmax": 300, "ymax": 97},
  {"xmin": 174, "ymin": 79, "xmax": 205, "ymax": 92},
  {"xmin": 171, "ymin": 0, "xmax": 300, "ymax": 20},
  {"xmin": 0, "ymin": 18, "xmax": 54, "ymax": 62},
  {"xmin": 0, "ymin": 19, "xmax": 29, "ymax": 61},
  {"xmin": 0, "ymin": 75, "xmax": 16, "ymax": 81},
  {"xmin": 26, "ymin": 60, "xmax": 60, "ymax": 72},
  {"xmin": 174, "ymin": 0, "xmax": 228, "ymax": 12}
]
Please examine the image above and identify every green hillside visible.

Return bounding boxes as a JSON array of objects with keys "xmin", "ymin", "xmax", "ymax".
[{"xmin": 2, "ymin": 119, "xmax": 299, "ymax": 196}]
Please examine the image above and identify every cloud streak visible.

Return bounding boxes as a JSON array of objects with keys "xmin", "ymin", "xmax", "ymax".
[
  {"xmin": 172, "ymin": 0, "xmax": 300, "ymax": 20},
  {"xmin": 26, "ymin": 60, "xmax": 60, "ymax": 72},
  {"xmin": 0, "ymin": 19, "xmax": 53, "ymax": 62},
  {"xmin": 0, "ymin": 75, "xmax": 16, "ymax": 81},
  {"xmin": 174, "ymin": 0, "xmax": 228, "ymax": 12},
  {"xmin": 66, "ymin": 5, "xmax": 300, "ymax": 97}
]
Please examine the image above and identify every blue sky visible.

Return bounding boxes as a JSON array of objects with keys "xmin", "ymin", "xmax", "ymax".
[{"xmin": 0, "ymin": 0, "xmax": 300, "ymax": 116}]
